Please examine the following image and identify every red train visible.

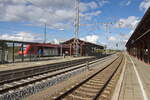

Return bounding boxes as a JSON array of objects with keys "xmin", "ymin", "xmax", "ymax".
[{"xmin": 18, "ymin": 43, "xmax": 70, "ymax": 56}]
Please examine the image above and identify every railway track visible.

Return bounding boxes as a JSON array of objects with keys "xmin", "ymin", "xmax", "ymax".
[
  {"xmin": 0, "ymin": 55, "xmax": 115, "ymax": 99},
  {"xmin": 51, "ymin": 54, "xmax": 123, "ymax": 100},
  {"xmin": 0, "ymin": 57, "xmax": 97, "ymax": 85}
]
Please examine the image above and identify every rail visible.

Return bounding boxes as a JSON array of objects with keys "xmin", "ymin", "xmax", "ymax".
[
  {"xmin": 54, "ymin": 54, "xmax": 123, "ymax": 100},
  {"xmin": 0, "ymin": 57, "xmax": 96, "ymax": 84},
  {"xmin": 0, "ymin": 55, "xmax": 113, "ymax": 94}
]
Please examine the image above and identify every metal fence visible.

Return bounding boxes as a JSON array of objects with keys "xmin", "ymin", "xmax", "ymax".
[
  {"xmin": 0, "ymin": 50, "xmax": 9, "ymax": 64},
  {"xmin": 0, "ymin": 42, "xmax": 62, "ymax": 64}
]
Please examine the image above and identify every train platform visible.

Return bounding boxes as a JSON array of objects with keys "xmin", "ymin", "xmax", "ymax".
[
  {"xmin": 0, "ymin": 56, "xmax": 93, "ymax": 72},
  {"xmin": 113, "ymin": 53, "xmax": 150, "ymax": 100}
]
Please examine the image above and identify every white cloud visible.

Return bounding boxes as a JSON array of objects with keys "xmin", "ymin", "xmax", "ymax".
[
  {"xmin": 120, "ymin": 0, "xmax": 132, "ymax": 6},
  {"xmin": 114, "ymin": 16, "xmax": 139, "ymax": 29},
  {"xmin": 80, "ymin": 1, "xmax": 98, "ymax": 12},
  {"xmin": 80, "ymin": 34, "xmax": 99, "ymax": 44},
  {"xmin": 80, "ymin": 11, "xmax": 102, "ymax": 20},
  {"xmin": 129, "ymin": 30, "xmax": 134, "ymax": 35},
  {"xmin": 0, "ymin": 0, "xmax": 104, "ymax": 28},
  {"xmin": 139, "ymin": 0, "xmax": 150, "ymax": 11},
  {"xmin": 0, "ymin": 32, "xmax": 42, "ymax": 42},
  {"xmin": 28, "ymin": 0, "xmax": 74, "ymax": 10},
  {"xmin": 108, "ymin": 32, "xmax": 131, "ymax": 43},
  {"xmin": 96, "ymin": 0, "xmax": 109, "ymax": 7},
  {"xmin": 126, "ymin": 0, "xmax": 131, "ymax": 6},
  {"xmin": 108, "ymin": 36, "xmax": 116, "ymax": 41},
  {"xmin": 84, "ymin": 11, "xmax": 102, "ymax": 16},
  {"xmin": 107, "ymin": 31, "xmax": 132, "ymax": 50},
  {"xmin": 119, "ymin": 33, "xmax": 131, "ymax": 42},
  {"xmin": 51, "ymin": 39, "xmax": 60, "ymax": 44}
]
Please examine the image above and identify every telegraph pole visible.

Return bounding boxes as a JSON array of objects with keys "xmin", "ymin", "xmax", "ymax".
[{"xmin": 74, "ymin": 0, "xmax": 80, "ymax": 56}]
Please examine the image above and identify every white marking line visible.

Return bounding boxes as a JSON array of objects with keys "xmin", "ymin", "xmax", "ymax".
[
  {"xmin": 129, "ymin": 55, "xmax": 148, "ymax": 100},
  {"xmin": 111, "ymin": 54, "xmax": 127, "ymax": 100}
]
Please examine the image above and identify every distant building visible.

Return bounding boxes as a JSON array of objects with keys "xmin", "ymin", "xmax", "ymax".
[{"xmin": 62, "ymin": 38, "xmax": 104, "ymax": 56}]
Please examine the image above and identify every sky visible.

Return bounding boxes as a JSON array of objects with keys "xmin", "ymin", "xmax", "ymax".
[{"xmin": 0, "ymin": 0, "xmax": 149, "ymax": 50}]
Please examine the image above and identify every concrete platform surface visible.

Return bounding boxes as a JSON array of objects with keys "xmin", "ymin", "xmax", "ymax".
[
  {"xmin": 118, "ymin": 53, "xmax": 150, "ymax": 100},
  {"xmin": 0, "ymin": 56, "xmax": 93, "ymax": 72}
]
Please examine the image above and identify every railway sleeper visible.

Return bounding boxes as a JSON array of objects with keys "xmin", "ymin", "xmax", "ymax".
[
  {"xmin": 82, "ymin": 84, "xmax": 102, "ymax": 90},
  {"xmin": 0, "ymin": 58, "xmax": 95, "ymax": 83},
  {"xmin": 98, "ymin": 56, "xmax": 124, "ymax": 100},
  {"xmin": 78, "ymin": 87, "xmax": 99, "ymax": 93},
  {"xmin": 0, "ymin": 58, "xmax": 95, "ymax": 85},
  {"xmin": 66, "ymin": 94, "xmax": 89, "ymax": 100},
  {"xmin": 71, "ymin": 90, "xmax": 96, "ymax": 98}
]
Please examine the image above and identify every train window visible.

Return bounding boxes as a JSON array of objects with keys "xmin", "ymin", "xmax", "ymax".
[{"xmin": 19, "ymin": 45, "xmax": 27, "ymax": 51}]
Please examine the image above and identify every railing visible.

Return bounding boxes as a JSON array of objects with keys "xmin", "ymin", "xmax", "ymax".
[{"xmin": 0, "ymin": 50, "xmax": 8, "ymax": 64}]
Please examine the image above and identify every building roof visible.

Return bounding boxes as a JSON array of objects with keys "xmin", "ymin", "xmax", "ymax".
[
  {"xmin": 0, "ymin": 39, "xmax": 40, "ymax": 44},
  {"xmin": 126, "ymin": 7, "xmax": 150, "ymax": 47},
  {"xmin": 62, "ymin": 38, "xmax": 104, "ymax": 48}
]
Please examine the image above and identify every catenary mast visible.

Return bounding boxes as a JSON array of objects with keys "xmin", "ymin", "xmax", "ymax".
[{"xmin": 74, "ymin": 0, "xmax": 80, "ymax": 56}]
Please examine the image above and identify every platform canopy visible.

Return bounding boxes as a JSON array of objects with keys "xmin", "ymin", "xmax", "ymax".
[{"xmin": 126, "ymin": 7, "xmax": 150, "ymax": 47}]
